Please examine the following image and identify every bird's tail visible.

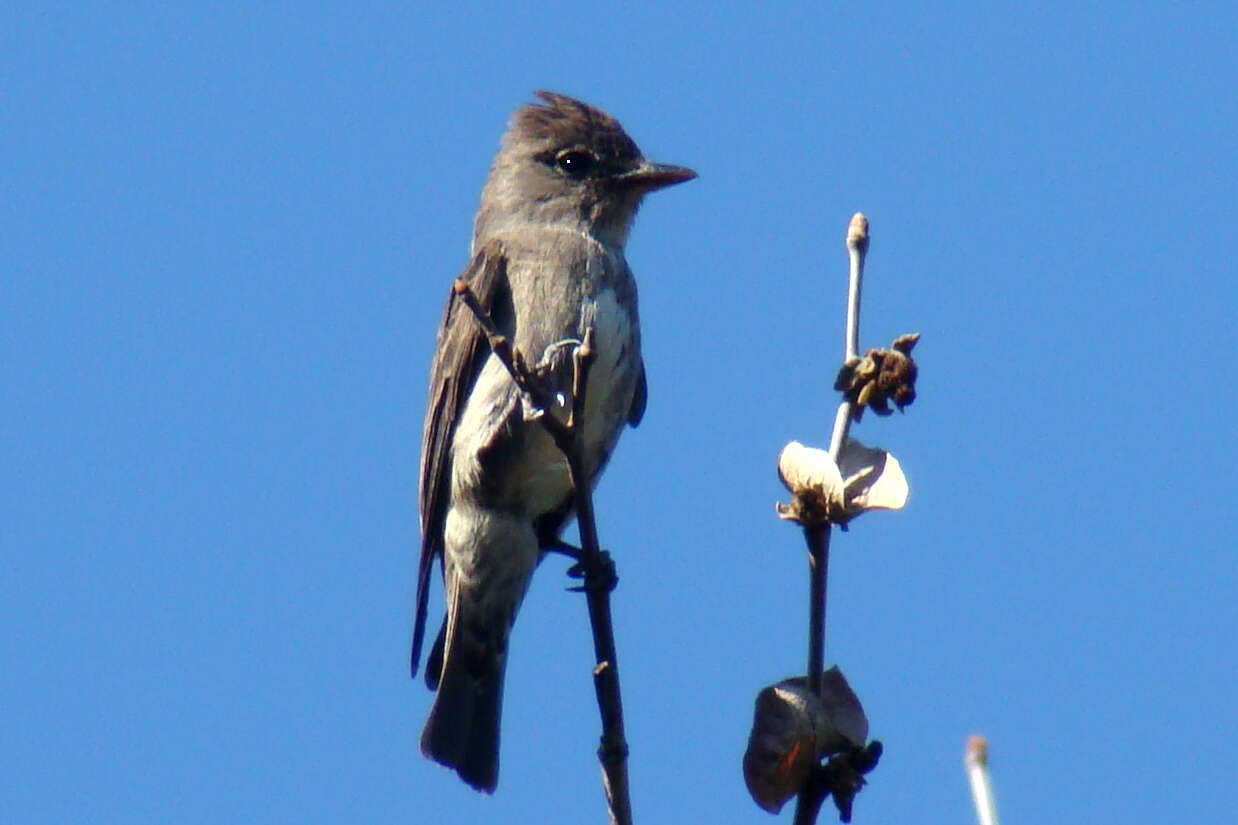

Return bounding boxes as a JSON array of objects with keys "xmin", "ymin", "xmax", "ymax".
[{"xmin": 420, "ymin": 587, "xmax": 511, "ymax": 794}]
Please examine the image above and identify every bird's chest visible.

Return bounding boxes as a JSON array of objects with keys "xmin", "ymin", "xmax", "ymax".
[
  {"xmin": 505, "ymin": 284, "xmax": 635, "ymax": 512},
  {"xmin": 453, "ymin": 243, "xmax": 639, "ymax": 514},
  {"xmin": 508, "ymin": 242, "xmax": 633, "ymax": 341},
  {"xmin": 518, "ymin": 258, "xmax": 638, "ymax": 450}
]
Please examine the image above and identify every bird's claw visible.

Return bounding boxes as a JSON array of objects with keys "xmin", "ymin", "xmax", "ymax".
[{"xmin": 563, "ymin": 550, "xmax": 618, "ymax": 593}]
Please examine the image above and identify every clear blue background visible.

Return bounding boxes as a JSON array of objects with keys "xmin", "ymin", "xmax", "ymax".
[{"xmin": 4, "ymin": 2, "xmax": 1235, "ymax": 823}]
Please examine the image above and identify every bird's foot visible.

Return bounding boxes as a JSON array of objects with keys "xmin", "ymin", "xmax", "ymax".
[
  {"xmin": 564, "ymin": 548, "xmax": 618, "ymax": 594},
  {"xmin": 543, "ymin": 538, "xmax": 583, "ymax": 560}
]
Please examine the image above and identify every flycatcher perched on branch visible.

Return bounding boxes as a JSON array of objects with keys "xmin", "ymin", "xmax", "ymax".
[{"xmin": 412, "ymin": 91, "xmax": 695, "ymax": 792}]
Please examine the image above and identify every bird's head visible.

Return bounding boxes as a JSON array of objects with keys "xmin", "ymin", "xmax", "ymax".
[{"xmin": 475, "ymin": 91, "xmax": 696, "ymax": 247}]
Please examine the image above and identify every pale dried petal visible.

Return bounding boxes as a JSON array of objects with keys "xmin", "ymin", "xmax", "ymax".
[
  {"xmin": 777, "ymin": 441, "xmax": 845, "ymax": 523},
  {"xmin": 837, "ymin": 439, "xmax": 909, "ymax": 513},
  {"xmin": 777, "ymin": 439, "xmax": 907, "ymax": 523}
]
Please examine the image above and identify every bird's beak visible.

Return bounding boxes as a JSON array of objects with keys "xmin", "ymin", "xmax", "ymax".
[{"xmin": 616, "ymin": 161, "xmax": 697, "ymax": 192}]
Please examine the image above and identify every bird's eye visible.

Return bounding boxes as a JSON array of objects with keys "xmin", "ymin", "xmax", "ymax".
[{"xmin": 555, "ymin": 150, "xmax": 595, "ymax": 179}]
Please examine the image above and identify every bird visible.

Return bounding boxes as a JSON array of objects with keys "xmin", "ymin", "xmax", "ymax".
[{"xmin": 411, "ymin": 91, "xmax": 695, "ymax": 793}]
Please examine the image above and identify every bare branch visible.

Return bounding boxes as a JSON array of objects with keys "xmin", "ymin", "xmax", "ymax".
[
  {"xmin": 569, "ymin": 327, "xmax": 596, "ymax": 431},
  {"xmin": 828, "ymin": 214, "xmax": 869, "ymax": 459},
  {"xmin": 454, "ymin": 281, "xmax": 633, "ymax": 825},
  {"xmin": 793, "ymin": 214, "xmax": 869, "ymax": 825}
]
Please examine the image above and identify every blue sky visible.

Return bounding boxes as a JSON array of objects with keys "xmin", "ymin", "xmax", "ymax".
[{"xmin": 4, "ymin": 2, "xmax": 1236, "ymax": 823}]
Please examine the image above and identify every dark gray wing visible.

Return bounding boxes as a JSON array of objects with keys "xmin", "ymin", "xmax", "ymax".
[
  {"xmin": 628, "ymin": 360, "xmax": 647, "ymax": 426},
  {"xmin": 411, "ymin": 239, "xmax": 511, "ymax": 678}
]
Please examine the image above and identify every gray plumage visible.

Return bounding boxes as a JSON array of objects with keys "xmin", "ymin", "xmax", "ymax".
[{"xmin": 412, "ymin": 92, "xmax": 694, "ymax": 792}]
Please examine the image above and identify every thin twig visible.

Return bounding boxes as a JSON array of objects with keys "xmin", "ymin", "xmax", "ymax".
[
  {"xmin": 452, "ymin": 279, "xmax": 572, "ymax": 445},
  {"xmin": 454, "ymin": 280, "xmax": 632, "ymax": 825},
  {"xmin": 828, "ymin": 215, "xmax": 869, "ymax": 459},
  {"xmin": 792, "ymin": 214, "xmax": 870, "ymax": 825},
  {"xmin": 804, "ymin": 523, "xmax": 831, "ymax": 696},
  {"xmin": 792, "ymin": 522, "xmax": 832, "ymax": 825},
  {"xmin": 563, "ymin": 330, "xmax": 632, "ymax": 825},
  {"xmin": 792, "ymin": 770, "xmax": 831, "ymax": 825},
  {"xmin": 569, "ymin": 328, "xmax": 596, "ymax": 431}
]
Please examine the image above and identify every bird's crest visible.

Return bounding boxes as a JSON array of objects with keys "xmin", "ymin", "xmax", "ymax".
[{"xmin": 507, "ymin": 91, "xmax": 641, "ymax": 167}]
